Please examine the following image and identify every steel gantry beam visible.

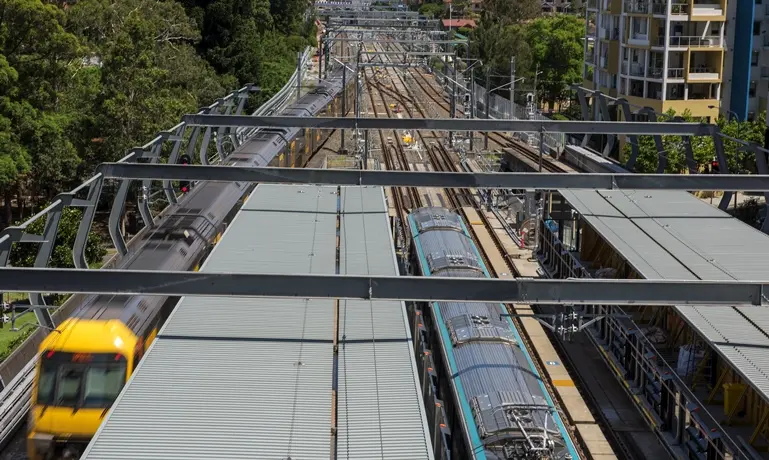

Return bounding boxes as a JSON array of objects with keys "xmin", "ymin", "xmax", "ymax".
[
  {"xmin": 181, "ymin": 115, "xmax": 713, "ymax": 135},
  {"xmin": 95, "ymin": 164, "xmax": 769, "ymax": 191},
  {"xmin": 0, "ymin": 267, "xmax": 766, "ymax": 306},
  {"xmin": 325, "ymin": 29, "xmax": 448, "ymax": 37},
  {"xmin": 324, "ymin": 10, "xmax": 421, "ymax": 19},
  {"xmin": 327, "ymin": 18, "xmax": 441, "ymax": 28},
  {"xmin": 326, "ymin": 38, "xmax": 467, "ymax": 45}
]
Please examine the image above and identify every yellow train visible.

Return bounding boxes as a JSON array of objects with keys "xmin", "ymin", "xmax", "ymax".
[{"xmin": 27, "ymin": 295, "xmax": 176, "ymax": 459}]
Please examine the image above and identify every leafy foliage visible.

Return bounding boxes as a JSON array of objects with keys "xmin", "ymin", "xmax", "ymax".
[
  {"xmin": 9, "ymin": 207, "xmax": 106, "ymax": 268},
  {"xmin": 180, "ymin": 0, "xmax": 314, "ymax": 104},
  {"xmin": 623, "ymin": 109, "xmax": 767, "ymax": 174},
  {"xmin": 526, "ymin": 15, "xmax": 585, "ymax": 108},
  {"xmin": 470, "ymin": 14, "xmax": 585, "ymax": 106},
  {"xmin": 0, "ymin": 0, "xmax": 312, "ymax": 230}
]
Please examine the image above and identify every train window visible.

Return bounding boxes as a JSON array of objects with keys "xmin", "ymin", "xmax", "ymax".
[
  {"xmin": 36, "ymin": 352, "xmax": 128, "ymax": 408},
  {"xmin": 83, "ymin": 366, "xmax": 127, "ymax": 406}
]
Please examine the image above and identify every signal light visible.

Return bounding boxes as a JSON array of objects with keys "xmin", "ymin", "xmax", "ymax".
[
  {"xmin": 178, "ymin": 154, "xmax": 192, "ymax": 193},
  {"xmin": 711, "ymin": 160, "xmax": 720, "ymax": 173}
]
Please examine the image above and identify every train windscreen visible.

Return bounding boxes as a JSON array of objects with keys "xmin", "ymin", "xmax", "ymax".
[{"xmin": 36, "ymin": 351, "xmax": 128, "ymax": 409}]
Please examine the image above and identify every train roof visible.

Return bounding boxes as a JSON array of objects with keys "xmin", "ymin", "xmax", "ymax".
[
  {"xmin": 40, "ymin": 319, "xmax": 137, "ymax": 357},
  {"xmin": 408, "ymin": 206, "xmax": 576, "ymax": 459}
]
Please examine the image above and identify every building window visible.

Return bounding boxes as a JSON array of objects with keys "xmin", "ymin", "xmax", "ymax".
[
  {"xmin": 755, "ymin": 21, "xmax": 762, "ymax": 35},
  {"xmin": 752, "ymin": 50, "xmax": 760, "ymax": 66},
  {"xmin": 750, "ymin": 80, "xmax": 757, "ymax": 97}
]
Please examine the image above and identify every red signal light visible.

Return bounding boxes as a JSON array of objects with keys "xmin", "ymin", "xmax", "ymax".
[{"xmin": 181, "ymin": 186, "xmax": 188, "ymax": 193}]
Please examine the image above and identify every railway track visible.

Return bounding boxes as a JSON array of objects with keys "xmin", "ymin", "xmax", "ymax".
[
  {"xmin": 403, "ymin": 62, "xmax": 579, "ymax": 175},
  {"xmin": 367, "ymin": 41, "xmax": 634, "ymax": 460},
  {"xmin": 365, "ymin": 45, "xmax": 603, "ymax": 459}
]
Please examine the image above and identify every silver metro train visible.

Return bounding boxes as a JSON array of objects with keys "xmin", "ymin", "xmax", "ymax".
[{"xmin": 406, "ymin": 207, "xmax": 579, "ymax": 460}]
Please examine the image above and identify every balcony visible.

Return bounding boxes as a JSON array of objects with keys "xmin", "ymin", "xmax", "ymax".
[
  {"xmin": 599, "ymin": 28, "xmax": 609, "ymax": 39},
  {"xmin": 600, "ymin": 54, "xmax": 608, "ymax": 67},
  {"xmin": 668, "ymin": 67, "xmax": 685, "ymax": 79},
  {"xmin": 688, "ymin": 66, "xmax": 720, "ymax": 80},
  {"xmin": 692, "ymin": 0, "xmax": 723, "ymax": 16},
  {"xmin": 648, "ymin": 67, "xmax": 663, "ymax": 79},
  {"xmin": 761, "ymin": 67, "xmax": 769, "ymax": 79},
  {"xmin": 627, "ymin": 1, "xmax": 649, "ymax": 13},
  {"xmin": 585, "ymin": 51, "xmax": 596, "ymax": 64},
  {"xmin": 652, "ymin": 2, "xmax": 666, "ymax": 14},
  {"xmin": 622, "ymin": 61, "xmax": 646, "ymax": 77},
  {"xmin": 629, "ymin": 32, "xmax": 649, "ymax": 45},
  {"xmin": 668, "ymin": 35, "xmax": 721, "ymax": 48},
  {"xmin": 670, "ymin": 2, "xmax": 690, "ymax": 14},
  {"xmin": 587, "ymin": 0, "xmax": 598, "ymax": 9}
]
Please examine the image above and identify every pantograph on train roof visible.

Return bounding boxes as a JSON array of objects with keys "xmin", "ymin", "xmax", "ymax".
[
  {"xmin": 411, "ymin": 206, "xmax": 464, "ymax": 233},
  {"xmin": 446, "ymin": 313, "xmax": 518, "ymax": 347},
  {"xmin": 472, "ymin": 391, "xmax": 562, "ymax": 459}
]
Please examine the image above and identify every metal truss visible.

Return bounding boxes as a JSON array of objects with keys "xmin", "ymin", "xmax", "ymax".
[
  {"xmin": 181, "ymin": 115, "xmax": 713, "ymax": 135},
  {"xmin": 324, "ymin": 10, "xmax": 421, "ymax": 19},
  {"xmin": 572, "ymin": 85, "xmax": 769, "ymax": 231},
  {"xmin": 327, "ymin": 18, "xmax": 441, "ymax": 28},
  {"xmin": 0, "ymin": 267, "xmax": 766, "ymax": 306},
  {"xmin": 359, "ymin": 51, "xmax": 454, "ymax": 57},
  {"xmin": 0, "ymin": 84, "xmax": 261, "ymax": 330},
  {"xmin": 95, "ymin": 164, "xmax": 769, "ymax": 191},
  {"xmin": 326, "ymin": 38, "xmax": 466, "ymax": 45},
  {"xmin": 325, "ymin": 29, "xmax": 448, "ymax": 38}
]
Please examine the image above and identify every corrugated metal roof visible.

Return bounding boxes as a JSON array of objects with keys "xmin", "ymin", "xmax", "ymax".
[
  {"xmin": 336, "ymin": 186, "xmax": 432, "ymax": 459},
  {"xmin": 82, "ymin": 185, "xmax": 432, "ymax": 460},
  {"xmin": 562, "ymin": 188, "xmax": 769, "ymax": 401}
]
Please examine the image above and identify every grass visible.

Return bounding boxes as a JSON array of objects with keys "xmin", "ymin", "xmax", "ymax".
[{"xmin": 0, "ymin": 310, "xmax": 38, "ymax": 361}]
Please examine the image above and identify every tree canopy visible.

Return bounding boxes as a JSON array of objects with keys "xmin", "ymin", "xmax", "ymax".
[
  {"xmin": 469, "ymin": 14, "xmax": 585, "ymax": 107},
  {"xmin": 0, "ymin": 0, "xmax": 314, "ymax": 232}
]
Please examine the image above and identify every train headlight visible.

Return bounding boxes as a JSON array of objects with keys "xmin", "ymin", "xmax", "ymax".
[{"xmin": 31, "ymin": 433, "xmax": 55, "ymax": 453}]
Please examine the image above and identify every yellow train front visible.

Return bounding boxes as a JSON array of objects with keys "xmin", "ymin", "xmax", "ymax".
[{"xmin": 27, "ymin": 313, "xmax": 161, "ymax": 459}]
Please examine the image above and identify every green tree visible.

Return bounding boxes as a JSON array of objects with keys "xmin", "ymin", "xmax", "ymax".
[
  {"xmin": 9, "ymin": 207, "xmax": 106, "ymax": 269},
  {"xmin": 482, "ymin": 0, "xmax": 540, "ymax": 26},
  {"xmin": 623, "ymin": 109, "xmax": 767, "ymax": 174},
  {"xmin": 0, "ymin": 0, "xmax": 83, "ymax": 223},
  {"xmin": 470, "ymin": 22, "xmax": 532, "ymax": 87},
  {"xmin": 179, "ymin": 0, "xmax": 311, "ymax": 104},
  {"xmin": 419, "ymin": 2, "xmax": 444, "ymax": 17},
  {"xmin": 527, "ymin": 15, "xmax": 585, "ymax": 110},
  {"xmin": 63, "ymin": 0, "xmax": 229, "ymax": 169}
]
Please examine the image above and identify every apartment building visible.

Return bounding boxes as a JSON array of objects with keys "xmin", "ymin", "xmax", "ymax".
[
  {"xmin": 583, "ymin": 0, "xmax": 725, "ymax": 121},
  {"xmin": 722, "ymin": 0, "xmax": 765, "ymax": 121}
]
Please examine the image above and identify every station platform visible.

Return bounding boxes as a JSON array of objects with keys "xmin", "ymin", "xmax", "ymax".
[
  {"xmin": 541, "ymin": 187, "xmax": 769, "ymax": 459},
  {"xmin": 80, "ymin": 184, "xmax": 433, "ymax": 460}
]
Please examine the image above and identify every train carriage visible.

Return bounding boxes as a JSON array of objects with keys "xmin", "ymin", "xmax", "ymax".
[{"xmin": 406, "ymin": 207, "xmax": 579, "ymax": 460}]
